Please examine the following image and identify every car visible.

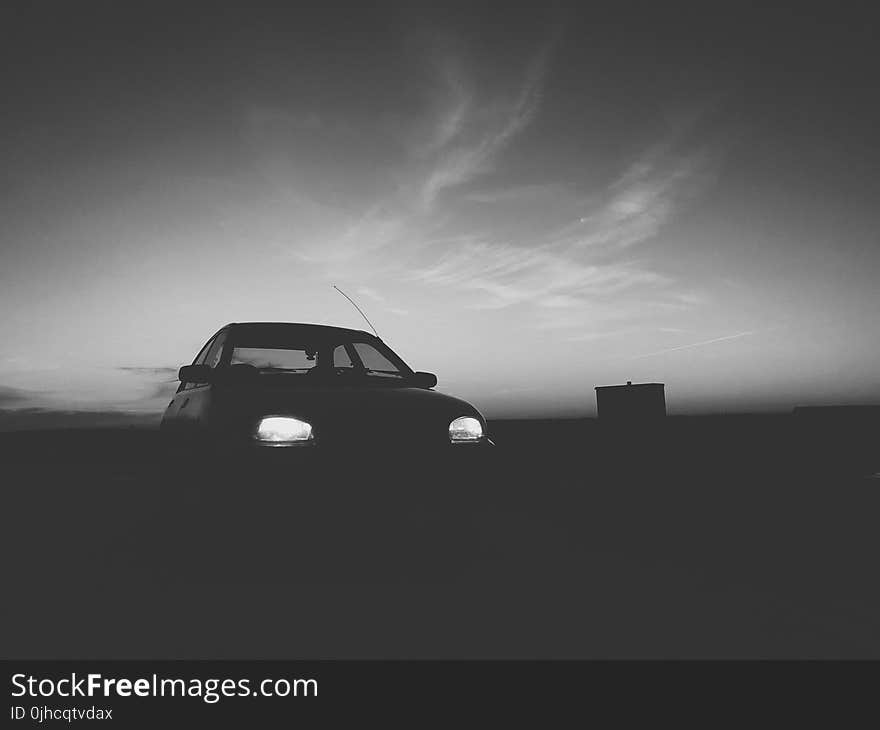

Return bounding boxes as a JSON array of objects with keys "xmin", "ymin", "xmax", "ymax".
[{"xmin": 160, "ymin": 322, "xmax": 494, "ymax": 462}]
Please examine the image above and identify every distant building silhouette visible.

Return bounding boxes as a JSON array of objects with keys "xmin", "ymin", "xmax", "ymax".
[{"xmin": 595, "ymin": 381, "xmax": 666, "ymax": 422}]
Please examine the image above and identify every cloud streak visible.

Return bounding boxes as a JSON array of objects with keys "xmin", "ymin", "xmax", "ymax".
[
  {"xmin": 250, "ymin": 29, "xmax": 723, "ymax": 343},
  {"xmin": 629, "ymin": 330, "xmax": 756, "ymax": 360},
  {"xmin": 412, "ymin": 241, "xmax": 671, "ymax": 310},
  {"xmin": 409, "ymin": 135, "xmax": 719, "ymax": 318},
  {"xmin": 417, "ymin": 39, "xmax": 554, "ymax": 209}
]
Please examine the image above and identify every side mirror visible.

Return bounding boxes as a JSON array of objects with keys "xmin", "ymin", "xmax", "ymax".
[
  {"xmin": 411, "ymin": 371, "xmax": 438, "ymax": 389},
  {"xmin": 178, "ymin": 364, "xmax": 213, "ymax": 384}
]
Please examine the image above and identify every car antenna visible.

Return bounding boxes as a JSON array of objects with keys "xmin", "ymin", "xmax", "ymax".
[{"xmin": 332, "ymin": 284, "xmax": 380, "ymax": 338}]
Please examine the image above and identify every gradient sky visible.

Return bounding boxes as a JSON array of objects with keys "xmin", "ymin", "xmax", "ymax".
[{"xmin": 1, "ymin": 2, "xmax": 879, "ymax": 423}]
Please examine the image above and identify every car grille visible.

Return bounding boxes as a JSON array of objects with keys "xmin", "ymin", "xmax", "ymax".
[{"xmin": 315, "ymin": 418, "xmax": 449, "ymax": 449}]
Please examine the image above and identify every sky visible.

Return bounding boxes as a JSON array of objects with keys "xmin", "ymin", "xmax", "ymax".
[{"xmin": 1, "ymin": 1, "xmax": 879, "ymax": 425}]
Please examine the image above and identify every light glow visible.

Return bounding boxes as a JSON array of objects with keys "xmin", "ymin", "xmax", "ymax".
[
  {"xmin": 449, "ymin": 416, "xmax": 483, "ymax": 442},
  {"xmin": 255, "ymin": 416, "xmax": 313, "ymax": 443}
]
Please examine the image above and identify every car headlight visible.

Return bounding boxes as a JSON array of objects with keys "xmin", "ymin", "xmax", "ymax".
[
  {"xmin": 449, "ymin": 416, "xmax": 483, "ymax": 443},
  {"xmin": 254, "ymin": 416, "xmax": 313, "ymax": 444}
]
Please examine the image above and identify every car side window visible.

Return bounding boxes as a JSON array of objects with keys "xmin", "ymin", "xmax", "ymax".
[
  {"xmin": 333, "ymin": 344, "xmax": 354, "ymax": 369},
  {"xmin": 194, "ymin": 337, "xmax": 215, "ymax": 366},
  {"xmin": 182, "ymin": 334, "xmax": 217, "ymax": 391},
  {"xmin": 352, "ymin": 342, "xmax": 399, "ymax": 372},
  {"xmin": 204, "ymin": 330, "xmax": 228, "ymax": 369}
]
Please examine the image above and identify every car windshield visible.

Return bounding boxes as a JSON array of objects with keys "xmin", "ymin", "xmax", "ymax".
[{"xmin": 228, "ymin": 337, "xmax": 411, "ymax": 383}]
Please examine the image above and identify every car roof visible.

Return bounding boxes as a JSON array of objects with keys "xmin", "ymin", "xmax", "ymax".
[{"xmin": 223, "ymin": 322, "xmax": 376, "ymax": 342}]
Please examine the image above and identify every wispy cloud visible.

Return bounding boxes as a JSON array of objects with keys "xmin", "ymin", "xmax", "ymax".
[
  {"xmin": 262, "ymin": 35, "xmax": 559, "ymax": 271},
  {"xmin": 247, "ymin": 28, "xmax": 723, "ymax": 343},
  {"xmin": 417, "ymin": 39, "xmax": 554, "ymax": 209},
  {"xmin": 355, "ymin": 286, "xmax": 386, "ymax": 302},
  {"xmin": 408, "ymin": 132, "xmax": 718, "ymax": 317},
  {"xmin": 412, "ymin": 241, "xmax": 670, "ymax": 310},
  {"xmin": 567, "ymin": 147, "xmax": 718, "ymax": 250},
  {"xmin": 464, "ymin": 182, "xmax": 569, "ymax": 205},
  {"xmin": 0, "ymin": 385, "xmax": 35, "ymax": 408},
  {"xmin": 355, "ymin": 286, "xmax": 409, "ymax": 316}
]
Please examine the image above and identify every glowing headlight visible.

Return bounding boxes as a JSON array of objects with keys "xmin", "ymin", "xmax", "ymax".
[
  {"xmin": 255, "ymin": 416, "xmax": 313, "ymax": 444},
  {"xmin": 449, "ymin": 416, "xmax": 483, "ymax": 443}
]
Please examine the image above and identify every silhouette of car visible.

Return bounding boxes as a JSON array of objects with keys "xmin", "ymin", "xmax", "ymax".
[{"xmin": 160, "ymin": 322, "xmax": 494, "ymax": 457}]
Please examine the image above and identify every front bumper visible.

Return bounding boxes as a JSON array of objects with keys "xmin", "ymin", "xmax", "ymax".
[{"xmin": 189, "ymin": 434, "xmax": 496, "ymax": 506}]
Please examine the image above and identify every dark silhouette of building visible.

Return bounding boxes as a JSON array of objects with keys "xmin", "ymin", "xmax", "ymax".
[{"xmin": 595, "ymin": 381, "xmax": 666, "ymax": 422}]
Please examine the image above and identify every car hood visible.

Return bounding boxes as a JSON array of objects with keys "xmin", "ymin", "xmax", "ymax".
[{"xmin": 215, "ymin": 383, "xmax": 485, "ymax": 444}]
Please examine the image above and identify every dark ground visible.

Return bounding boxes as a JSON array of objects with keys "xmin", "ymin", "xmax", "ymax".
[{"xmin": 2, "ymin": 414, "xmax": 879, "ymax": 659}]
